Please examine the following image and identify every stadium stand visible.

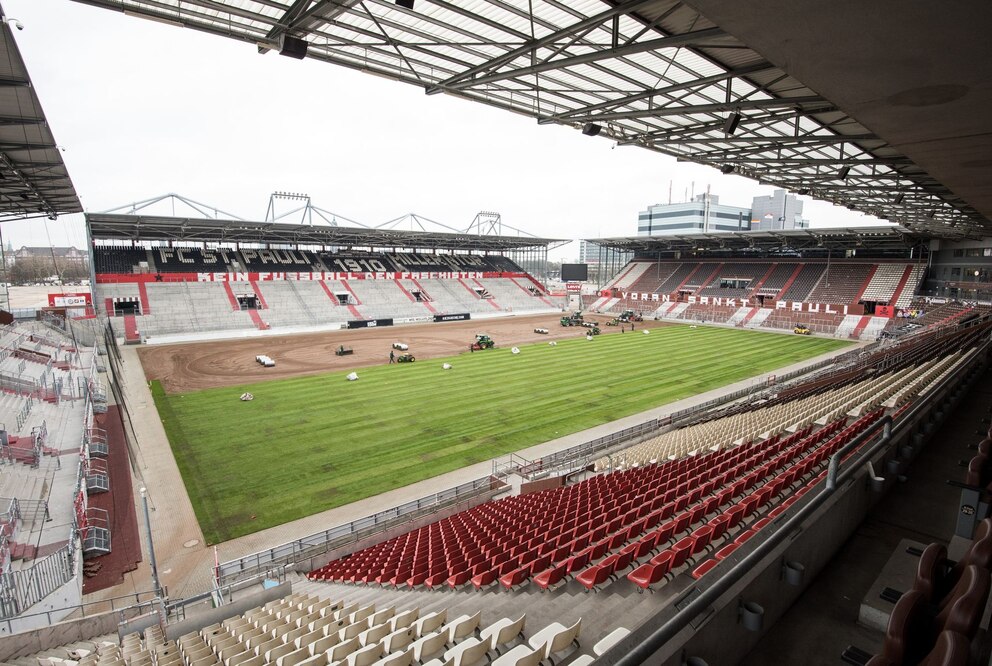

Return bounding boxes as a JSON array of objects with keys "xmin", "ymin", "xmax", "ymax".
[{"xmin": 92, "ymin": 245, "xmax": 556, "ymax": 340}]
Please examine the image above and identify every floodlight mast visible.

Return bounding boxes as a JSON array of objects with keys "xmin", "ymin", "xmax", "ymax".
[{"xmin": 265, "ymin": 191, "xmax": 315, "ymax": 226}]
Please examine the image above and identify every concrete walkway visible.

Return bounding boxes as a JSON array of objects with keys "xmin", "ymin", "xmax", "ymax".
[{"xmin": 83, "ymin": 339, "xmax": 858, "ymax": 604}]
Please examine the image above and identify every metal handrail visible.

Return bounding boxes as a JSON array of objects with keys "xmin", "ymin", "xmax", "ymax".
[{"xmin": 614, "ymin": 337, "xmax": 983, "ymax": 666}]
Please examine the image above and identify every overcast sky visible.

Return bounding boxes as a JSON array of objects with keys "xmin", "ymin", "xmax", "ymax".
[{"xmin": 2, "ymin": 0, "xmax": 882, "ymax": 260}]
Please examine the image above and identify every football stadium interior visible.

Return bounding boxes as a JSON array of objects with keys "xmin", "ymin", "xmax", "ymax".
[{"xmin": 0, "ymin": 1, "xmax": 991, "ymax": 666}]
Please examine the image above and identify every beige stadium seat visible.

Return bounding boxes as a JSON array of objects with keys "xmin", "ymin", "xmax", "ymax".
[
  {"xmin": 445, "ymin": 612, "xmax": 481, "ymax": 644},
  {"xmin": 265, "ymin": 642, "xmax": 296, "ymax": 664},
  {"xmin": 345, "ymin": 643, "xmax": 383, "ymax": 666},
  {"xmin": 411, "ymin": 632, "xmax": 448, "ymax": 663},
  {"xmin": 276, "ymin": 646, "xmax": 311, "ymax": 666},
  {"xmin": 527, "ymin": 619, "xmax": 581, "ymax": 662},
  {"xmin": 480, "ymin": 615, "xmax": 525, "ymax": 653},
  {"xmin": 443, "ymin": 636, "xmax": 493, "ymax": 666},
  {"xmin": 381, "ymin": 627, "xmax": 415, "ymax": 654},
  {"xmin": 359, "ymin": 623, "xmax": 391, "ymax": 648},
  {"xmin": 308, "ymin": 633, "xmax": 340, "ymax": 656},
  {"xmin": 328, "ymin": 637, "xmax": 361, "ymax": 664},
  {"xmin": 340, "ymin": 618, "xmax": 370, "ymax": 641},
  {"xmin": 491, "ymin": 643, "xmax": 545, "ymax": 666},
  {"xmin": 294, "ymin": 654, "xmax": 327, "ymax": 666},
  {"xmin": 414, "ymin": 611, "xmax": 447, "ymax": 638},
  {"xmin": 368, "ymin": 609, "xmax": 395, "ymax": 627},
  {"xmin": 370, "ymin": 646, "xmax": 414, "ymax": 666}
]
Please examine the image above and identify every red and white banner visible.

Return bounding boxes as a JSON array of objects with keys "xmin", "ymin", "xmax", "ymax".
[
  {"xmin": 618, "ymin": 290, "xmax": 863, "ymax": 315},
  {"xmin": 565, "ymin": 282, "xmax": 582, "ymax": 293},
  {"xmin": 95, "ymin": 271, "xmax": 527, "ymax": 284},
  {"xmin": 48, "ymin": 292, "xmax": 92, "ymax": 307}
]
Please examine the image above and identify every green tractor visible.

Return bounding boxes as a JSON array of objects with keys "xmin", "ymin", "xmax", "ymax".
[
  {"xmin": 471, "ymin": 334, "xmax": 496, "ymax": 351},
  {"xmin": 397, "ymin": 353, "xmax": 416, "ymax": 363},
  {"xmin": 560, "ymin": 316, "xmax": 574, "ymax": 327}
]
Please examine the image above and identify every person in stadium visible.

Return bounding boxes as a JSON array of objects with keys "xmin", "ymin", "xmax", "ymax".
[{"xmin": 389, "ymin": 350, "xmax": 395, "ymax": 364}]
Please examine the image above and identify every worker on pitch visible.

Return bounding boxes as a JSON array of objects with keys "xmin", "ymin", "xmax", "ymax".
[{"xmin": 389, "ymin": 349, "xmax": 395, "ymax": 364}]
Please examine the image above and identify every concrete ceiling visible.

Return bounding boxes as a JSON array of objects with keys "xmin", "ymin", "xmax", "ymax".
[{"xmin": 685, "ymin": 0, "xmax": 992, "ymax": 229}]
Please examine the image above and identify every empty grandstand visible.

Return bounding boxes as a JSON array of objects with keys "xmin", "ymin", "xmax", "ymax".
[
  {"xmin": 585, "ymin": 228, "xmax": 931, "ymax": 341},
  {"xmin": 88, "ymin": 215, "xmax": 564, "ymax": 343}
]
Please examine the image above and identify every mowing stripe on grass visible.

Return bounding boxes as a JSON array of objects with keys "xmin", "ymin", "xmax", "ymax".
[{"xmin": 152, "ymin": 325, "xmax": 850, "ymax": 543}]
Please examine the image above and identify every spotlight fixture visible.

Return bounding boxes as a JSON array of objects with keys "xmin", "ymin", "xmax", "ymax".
[
  {"xmin": 279, "ymin": 35, "xmax": 308, "ymax": 59},
  {"xmin": 893, "ymin": 193, "xmax": 905, "ymax": 204},
  {"xmin": 581, "ymin": 123, "xmax": 602, "ymax": 137},
  {"xmin": 720, "ymin": 164, "xmax": 735, "ymax": 174},
  {"xmin": 395, "ymin": 0, "xmax": 414, "ymax": 8},
  {"xmin": 837, "ymin": 166, "xmax": 851, "ymax": 180},
  {"xmin": 723, "ymin": 111, "xmax": 741, "ymax": 136},
  {"xmin": 797, "ymin": 188, "xmax": 810, "ymax": 195}
]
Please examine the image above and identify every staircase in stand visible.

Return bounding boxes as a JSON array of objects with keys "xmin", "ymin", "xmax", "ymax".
[
  {"xmin": 247, "ymin": 310, "xmax": 270, "ymax": 330},
  {"xmin": 671, "ymin": 264, "xmax": 703, "ymax": 296},
  {"xmin": 889, "ymin": 266, "xmax": 916, "ymax": 306},
  {"xmin": 248, "ymin": 280, "xmax": 269, "ymax": 309},
  {"xmin": 223, "ymin": 282, "xmax": 240, "ymax": 310},
  {"xmin": 137, "ymin": 282, "xmax": 151, "ymax": 314},
  {"xmin": 122, "ymin": 315, "xmax": 140, "ymax": 344},
  {"xmin": 509, "ymin": 277, "xmax": 553, "ymax": 307},
  {"xmin": 472, "ymin": 279, "xmax": 501, "ymax": 309},
  {"xmin": 339, "ymin": 280, "xmax": 366, "ymax": 319},
  {"xmin": 774, "ymin": 265, "xmax": 805, "ymax": 300},
  {"xmin": 408, "ymin": 279, "xmax": 438, "ymax": 314},
  {"xmin": 850, "ymin": 315, "xmax": 873, "ymax": 339},
  {"xmin": 853, "ymin": 265, "xmax": 878, "ymax": 303},
  {"xmin": 318, "ymin": 281, "xmax": 339, "ymax": 305}
]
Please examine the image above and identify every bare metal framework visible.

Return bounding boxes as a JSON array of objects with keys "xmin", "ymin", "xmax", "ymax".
[
  {"xmin": 69, "ymin": 0, "xmax": 983, "ymax": 239},
  {"xmin": 0, "ymin": 5, "xmax": 81, "ymax": 222}
]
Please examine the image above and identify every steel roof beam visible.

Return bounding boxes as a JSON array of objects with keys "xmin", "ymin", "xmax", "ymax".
[
  {"xmin": 572, "ymin": 94, "xmax": 829, "ymax": 123},
  {"xmin": 539, "ymin": 62, "xmax": 776, "ymax": 123},
  {"xmin": 443, "ymin": 27, "xmax": 726, "ymax": 91},
  {"xmin": 427, "ymin": 0, "xmax": 660, "ymax": 92}
]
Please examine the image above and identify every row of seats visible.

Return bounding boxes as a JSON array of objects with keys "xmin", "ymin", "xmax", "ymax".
[
  {"xmin": 850, "ymin": 519, "xmax": 992, "ymax": 665},
  {"xmin": 116, "ymin": 592, "xmax": 584, "ymax": 666},
  {"xmin": 593, "ymin": 361, "xmax": 936, "ymax": 472},
  {"xmin": 311, "ymin": 406, "xmax": 885, "ymax": 596}
]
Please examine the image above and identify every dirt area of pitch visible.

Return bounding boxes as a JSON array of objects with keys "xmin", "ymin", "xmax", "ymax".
[{"xmin": 139, "ymin": 313, "xmax": 671, "ymax": 393}]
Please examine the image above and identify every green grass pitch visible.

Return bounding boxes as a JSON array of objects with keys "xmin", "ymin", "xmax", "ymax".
[{"xmin": 150, "ymin": 325, "xmax": 851, "ymax": 543}]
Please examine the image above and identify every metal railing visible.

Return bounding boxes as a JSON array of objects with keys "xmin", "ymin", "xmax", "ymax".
[
  {"xmin": 0, "ymin": 589, "xmax": 157, "ymax": 635},
  {"xmin": 614, "ymin": 335, "xmax": 985, "ymax": 666},
  {"xmin": 217, "ymin": 475, "xmax": 502, "ymax": 584},
  {"xmin": 0, "ymin": 542, "xmax": 76, "ymax": 620}
]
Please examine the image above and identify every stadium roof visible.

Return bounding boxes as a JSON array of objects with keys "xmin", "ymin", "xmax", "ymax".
[
  {"xmin": 589, "ymin": 225, "xmax": 931, "ymax": 253},
  {"xmin": 86, "ymin": 213, "xmax": 566, "ymax": 251},
  {"xmin": 0, "ymin": 5, "xmax": 81, "ymax": 221},
  {"xmin": 69, "ymin": 0, "xmax": 989, "ymax": 240}
]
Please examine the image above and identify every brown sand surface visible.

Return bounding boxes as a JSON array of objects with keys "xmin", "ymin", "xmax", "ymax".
[{"xmin": 139, "ymin": 313, "xmax": 668, "ymax": 393}]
